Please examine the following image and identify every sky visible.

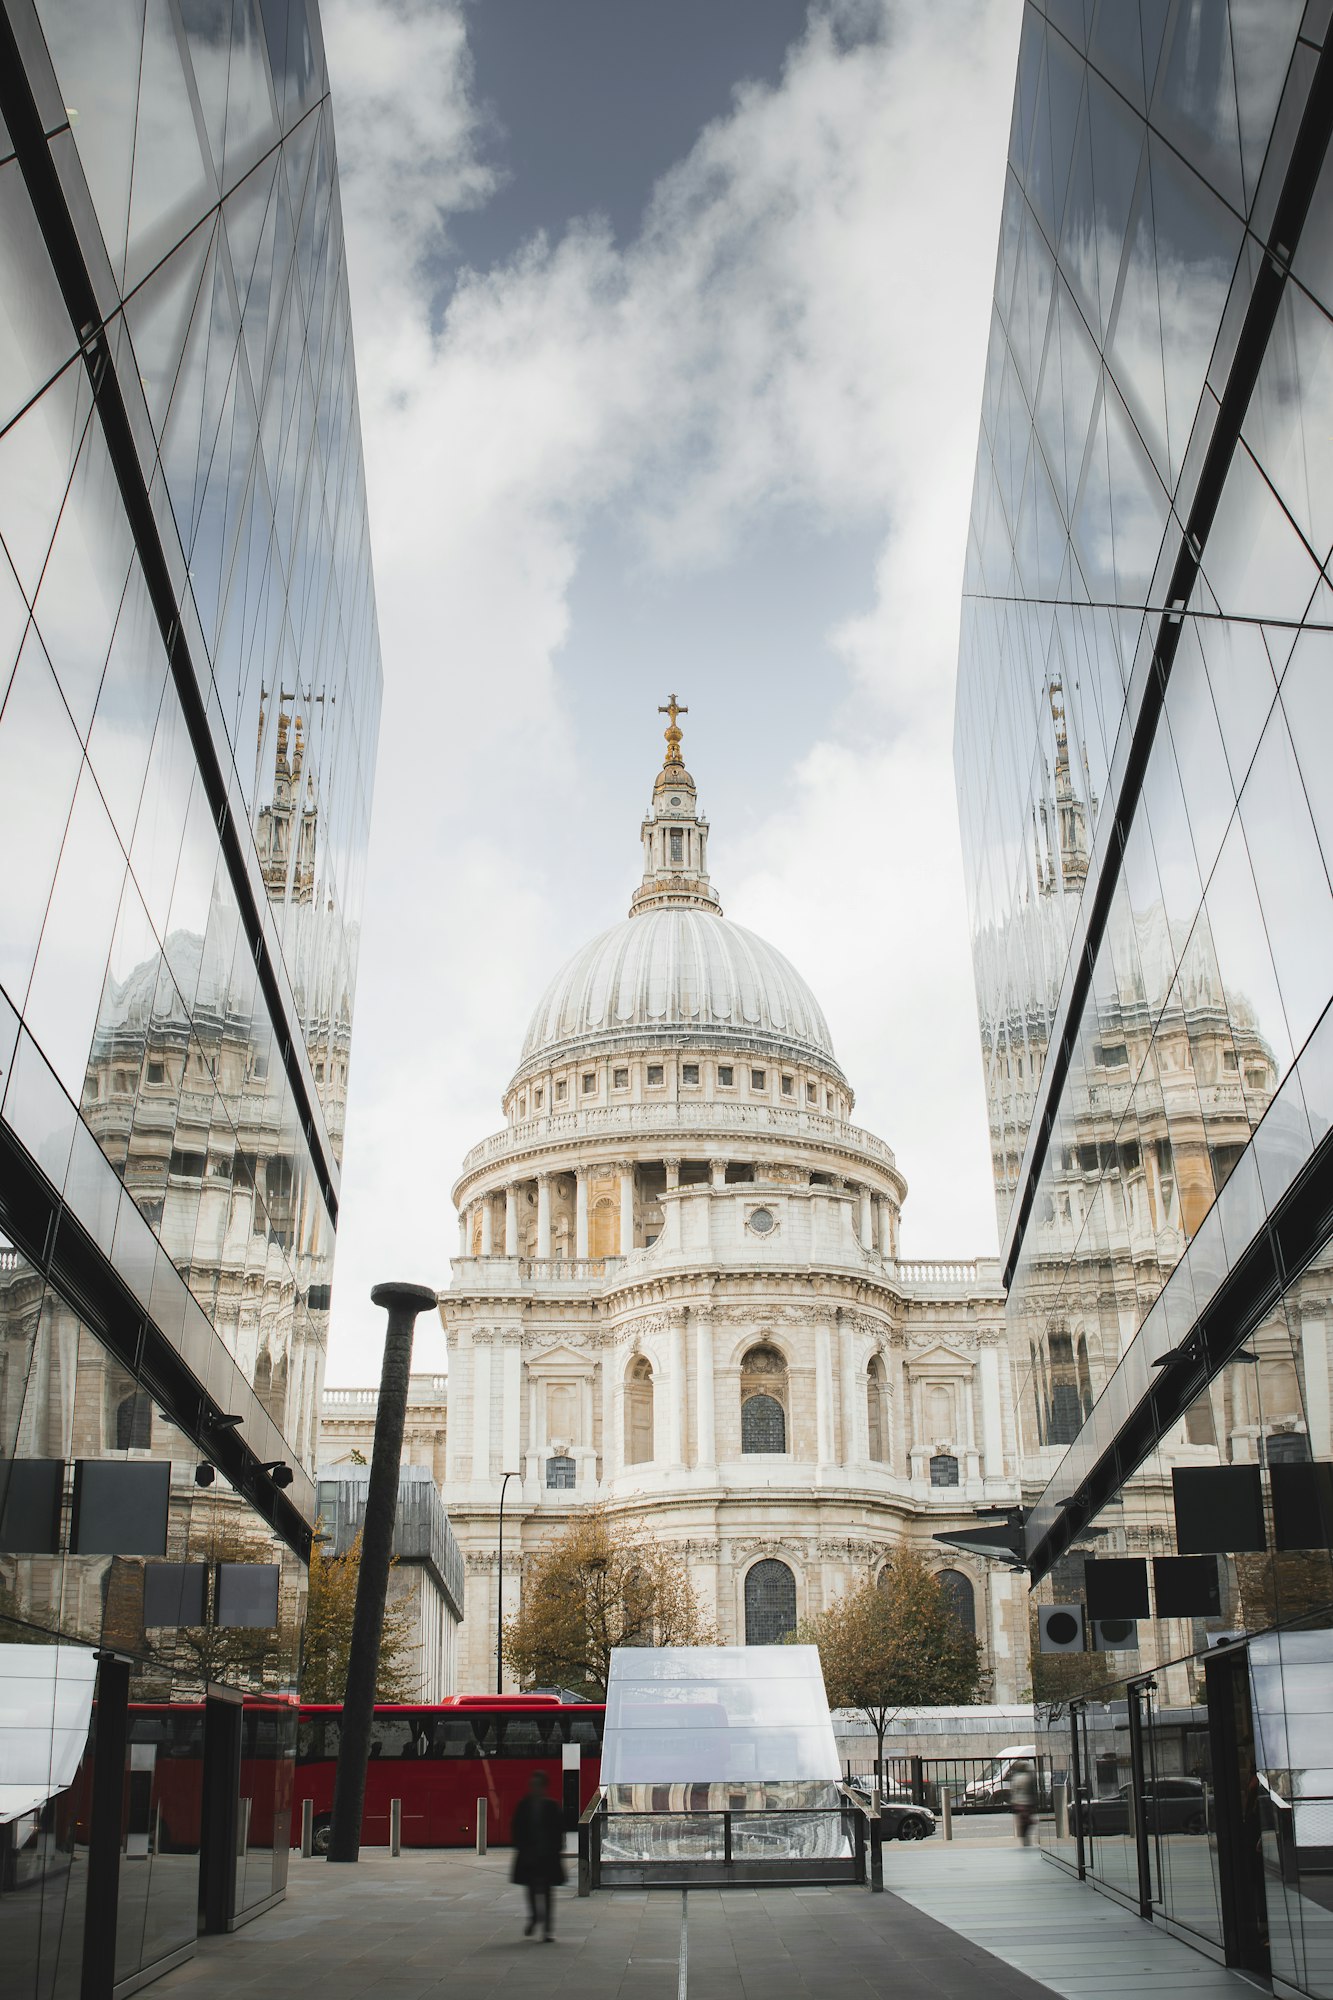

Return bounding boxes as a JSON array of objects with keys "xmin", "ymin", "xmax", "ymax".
[{"xmin": 319, "ymin": 0, "xmax": 1023, "ymax": 1382}]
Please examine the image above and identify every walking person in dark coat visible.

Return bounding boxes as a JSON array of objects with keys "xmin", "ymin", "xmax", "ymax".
[{"xmin": 511, "ymin": 1771, "xmax": 566, "ymax": 1940}]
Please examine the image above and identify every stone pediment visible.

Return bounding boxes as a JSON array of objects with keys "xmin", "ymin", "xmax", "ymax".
[
  {"xmin": 526, "ymin": 1343, "xmax": 591, "ymax": 1373},
  {"xmin": 905, "ymin": 1341, "xmax": 974, "ymax": 1374}
]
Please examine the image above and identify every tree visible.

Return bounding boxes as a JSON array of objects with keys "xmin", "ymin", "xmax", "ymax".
[
  {"xmin": 1027, "ymin": 1642, "xmax": 1116, "ymax": 1726},
  {"xmin": 792, "ymin": 1553, "xmax": 982, "ymax": 1774},
  {"xmin": 300, "ymin": 1530, "xmax": 416, "ymax": 1703},
  {"xmin": 502, "ymin": 1506, "xmax": 715, "ymax": 1698}
]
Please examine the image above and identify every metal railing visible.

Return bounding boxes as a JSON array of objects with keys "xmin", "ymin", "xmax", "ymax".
[{"xmin": 577, "ymin": 1785, "xmax": 880, "ymax": 1893}]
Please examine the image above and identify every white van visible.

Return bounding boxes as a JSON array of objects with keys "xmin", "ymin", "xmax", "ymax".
[{"xmin": 962, "ymin": 1744, "xmax": 1041, "ymax": 1811}]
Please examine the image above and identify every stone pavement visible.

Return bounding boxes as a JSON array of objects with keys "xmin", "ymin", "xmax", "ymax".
[{"xmin": 147, "ymin": 1846, "xmax": 1261, "ymax": 2000}]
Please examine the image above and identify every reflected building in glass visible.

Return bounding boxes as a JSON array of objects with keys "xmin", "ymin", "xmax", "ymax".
[
  {"xmin": 0, "ymin": 0, "xmax": 381, "ymax": 1992},
  {"xmin": 956, "ymin": 3, "xmax": 1333, "ymax": 1989}
]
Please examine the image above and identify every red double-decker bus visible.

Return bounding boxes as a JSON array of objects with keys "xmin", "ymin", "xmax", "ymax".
[{"xmin": 295, "ymin": 1695, "xmax": 606, "ymax": 1852}]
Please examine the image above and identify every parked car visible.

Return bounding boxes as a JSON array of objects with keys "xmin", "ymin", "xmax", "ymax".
[
  {"xmin": 1074, "ymin": 1777, "xmax": 1208, "ymax": 1837},
  {"xmin": 845, "ymin": 1781, "xmax": 936, "ymax": 1841},
  {"xmin": 960, "ymin": 1745, "xmax": 1049, "ymax": 1813}
]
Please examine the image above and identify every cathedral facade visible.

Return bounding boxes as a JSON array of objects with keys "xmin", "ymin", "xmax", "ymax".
[{"xmin": 438, "ymin": 710, "xmax": 1030, "ymax": 1697}]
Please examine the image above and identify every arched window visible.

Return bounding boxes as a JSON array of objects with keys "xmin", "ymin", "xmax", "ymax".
[
  {"xmin": 625, "ymin": 1357, "xmax": 654, "ymax": 1465},
  {"xmin": 1265, "ymin": 1431, "xmax": 1310, "ymax": 1464},
  {"xmin": 115, "ymin": 1389, "xmax": 152, "ymax": 1450},
  {"xmin": 1046, "ymin": 1331, "xmax": 1080, "ymax": 1443},
  {"xmin": 937, "ymin": 1569, "xmax": 976, "ymax": 1635},
  {"xmin": 741, "ymin": 1345, "xmax": 787, "ymax": 1454},
  {"xmin": 545, "ymin": 1455, "xmax": 575, "ymax": 1489},
  {"xmin": 866, "ymin": 1356, "xmax": 888, "ymax": 1464},
  {"xmin": 929, "ymin": 1452, "xmax": 959, "ymax": 1487},
  {"xmin": 745, "ymin": 1559, "xmax": 796, "ymax": 1645}
]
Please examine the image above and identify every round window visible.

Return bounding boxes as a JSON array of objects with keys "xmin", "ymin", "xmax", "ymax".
[
  {"xmin": 670, "ymin": 794, "xmax": 682, "ymax": 804},
  {"xmin": 748, "ymin": 1207, "xmax": 776, "ymax": 1235}
]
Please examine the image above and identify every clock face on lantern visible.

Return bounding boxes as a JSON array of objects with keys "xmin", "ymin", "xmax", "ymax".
[{"xmin": 671, "ymin": 795, "xmax": 681, "ymax": 805}]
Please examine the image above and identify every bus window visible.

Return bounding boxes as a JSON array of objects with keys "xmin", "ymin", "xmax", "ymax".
[
  {"xmin": 497, "ymin": 1717, "xmax": 550, "ymax": 1757},
  {"xmin": 433, "ymin": 1717, "xmax": 486, "ymax": 1758},
  {"xmin": 567, "ymin": 1713, "xmax": 603, "ymax": 1750},
  {"xmin": 299, "ymin": 1716, "xmax": 338, "ymax": 1762}
]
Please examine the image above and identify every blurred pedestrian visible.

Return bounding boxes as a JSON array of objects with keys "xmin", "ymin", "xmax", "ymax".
[
  {"xmin": 1010, "ymin": 1759, "xmax": 1037, "ymax": 1845},
  {"xmin": 511, "ymin": 1771, "xmax": 566, "ymax": 1940}
]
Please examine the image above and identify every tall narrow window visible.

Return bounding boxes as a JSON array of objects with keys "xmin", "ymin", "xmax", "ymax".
[
  {"xmin": 745, "ymin": 1560, "xmax": 796, "ymax": 1644},
  {"xmin": 740, "ymin": 1345, "xmax": 788, "ymax": 1453},
  {"xmin": 115, "ymin": 1389, "xmax": 153, "ymax": 1450},
  {"xmin": 626, "ymin": 1356, "xmax": 654, "ymax": 1465},
  {"xmin": 866, "ymin": 1356, "xmax": 888, "ymax": 1464},
  {"xmin": 669, "ymin": 827, "xmax": 683, "ymax": 862}
]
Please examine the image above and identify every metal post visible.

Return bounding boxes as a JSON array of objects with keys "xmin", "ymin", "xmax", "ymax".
[
  {"xmin": 941, "ymin": 1788, "xmax": 953, "ymax": 1841},
  {"xmin": 390, "ymin": 1799, "xmax": 402, "ymax": 1857},
  {"xmin": 328, "ymin": 1280, "xmax": 437, "ymax": 1863},
  {"xmin": 869, "ymin": 1810, "xmax": 884, "ymax": 1893},
  {"xmin": 82, "ymin": 1653, "xmax": 130, "ymax": 2000},
  {"xmin": 1069, "ymin": 1703, "xmax": 1087, "ymax": 1881},
  {"xmin": 301, "ymin": 1798, "xmax": 314, "ymax": 1858},
  {"xmin": 910, "ymin": 1755, "xmax": 924, "ymax": 1807},
  {"xmin": 476, "ymin": 1797, "xmax": 488, "ymax": 1855},
  {"xmin": 723, "ymin": 1810, "xmax": 733, "ymax": 1865},
  {"xmin": 497, "ymin": 1469, "xmax": 518, "ymax": 1694}
]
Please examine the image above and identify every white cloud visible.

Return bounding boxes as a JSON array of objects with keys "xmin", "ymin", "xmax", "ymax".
[{"xmin": 320, "ymin": 0, "xmax": 1016, "ymax": 1377}]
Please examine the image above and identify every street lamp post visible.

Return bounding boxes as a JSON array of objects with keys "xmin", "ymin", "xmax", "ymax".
[{"xmin": 496, "ymin": 1470, "xmax": 519, "ymax": 1695}]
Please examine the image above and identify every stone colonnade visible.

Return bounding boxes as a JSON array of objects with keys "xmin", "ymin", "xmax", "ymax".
[{"xmin": 457, "ymin": 1160, "xmax": 897, "ymax": 1261}]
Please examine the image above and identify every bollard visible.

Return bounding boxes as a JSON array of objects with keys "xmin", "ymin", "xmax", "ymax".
[
  {"xmin": 941, "ymin": 1790, "xmax": 952, "ymax": 1842},
  {"xmin": 476, "ymin": 1798, "xmax": 488, "ymax": 1856},
  {"xmin": 390, "ymin": 1799, "xmax": 402, "ymax": 1857},
  {"xmin": 301, "ymin": 1798, "xmax": 314, "ymax": 1859}
]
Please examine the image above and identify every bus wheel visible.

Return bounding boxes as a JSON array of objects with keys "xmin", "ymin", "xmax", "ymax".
[{"xmin": 312, "ymin": 1816, "xmax": 333, "ymax": 1856}]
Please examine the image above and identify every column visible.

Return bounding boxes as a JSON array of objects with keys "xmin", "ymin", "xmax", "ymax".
[
  {"xmin": 602, "ymin": 1346, "xmax": 619, "ymax": 1480},
  {"xmin": 575, "ymin": 1168, "xmax": 589, "ymax": 1259},
  {"xmin": 858, "ymin": 1186, "xmax": 874, "ymax": 1246},
  {"xmin": 876, "ymin": 1198, "xmax": 893, "ymax": 1256},
  {"xmin": 504, "ymin": 1185, "xmax": 519, "ymax": 1256},
  {"xmin": 815, "ymin": 1321, "xmax": 836, "ymax": 1468},
  {"xmin": 839, "ymin": 1313, "xmax": 859, "ymax": 1468},
  {"xmin": 480, "ymin": 1196, "xmax": 494, "ymax": 1257},
  {"xmin": 695, "ymin": 1312, "xmax": 715, "ymax": 1469},
  {"xmin": 668, "ymin": 1313, "xmax": 685, "ymax": 1467},
  {"xmin": 979, "ymin": 1342, "xmax": 1005, "ymax": 1479},
  {"xmin": 664, "ymin": 1157, "xmax": 680, "ymax": 1190},
  {"xmin": 1300, "ymin": 1308, "xmax": 1330, "ymax": 1456},
  {"xmin": 536, "ymin": 1174, "xmax": 552, "ymax": 1258},
  {"xmin": 619, "ymin": 1163, "xmax": 635, "ymax": 1254},
  {"xmin": 457, "ymin": 1208, "xmax": 469, "ymax": 1257},
  {"xmin": 471, "ymin": 1334, "xmax": 492, "ymax": 1484},
  {"xmin": 502, "ymin": 1333, "xmax": 522, "ymax": 1474},
  {"xmin": 710, "ymin": 1158, "xmax": 727, "ymax": 1187}
]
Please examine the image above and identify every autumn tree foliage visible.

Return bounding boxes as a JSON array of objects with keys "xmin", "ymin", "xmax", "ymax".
[
  {"xmin": 301, "ymin": 1529, "xmax": 415, "ymax": 1703},
  {"xmin": 793, "ymin": 1552, "xmax": 982, "ymax": 1770},
  {"xmin": 502, "ymin": 1506, "xmax": 715, "ymax": 1699}
]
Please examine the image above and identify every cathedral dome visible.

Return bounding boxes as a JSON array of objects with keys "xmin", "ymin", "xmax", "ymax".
[
  {"xmin": 512, "ymin": 699, "xmax": 843, "ymax": 1084},
  {"xmin": 517, "ymin": 906, "xmax": 840, "ymax": 1074}
]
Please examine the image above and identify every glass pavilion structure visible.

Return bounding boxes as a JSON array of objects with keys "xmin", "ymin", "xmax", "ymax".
[
  {"xmin": 0, "ymin": 1, "xmax": 381, "ymax": 1994},
  {"xmin": 956, "ymin": 4, "xmax": 1333, "ymax": 1991}
]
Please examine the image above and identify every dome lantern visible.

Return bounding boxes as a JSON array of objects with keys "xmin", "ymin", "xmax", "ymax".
[{"xmin": 630, "ymin": 695, "xmax": 722, "ymax": 917}]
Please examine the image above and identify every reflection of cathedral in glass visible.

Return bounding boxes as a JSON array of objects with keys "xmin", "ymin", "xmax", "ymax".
[
  {"xmin": 956, "ymin": 4, "xmax": 1333, "ymax": 1986},
  {"xmin": 0, "ymin": 0, "xmax": 381, "ymax": 1986}
]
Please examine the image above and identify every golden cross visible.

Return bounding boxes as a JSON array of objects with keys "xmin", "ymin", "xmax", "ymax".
[{"xmin": 658, "ymin": 694, "xmax": 687, "ymax": 730}]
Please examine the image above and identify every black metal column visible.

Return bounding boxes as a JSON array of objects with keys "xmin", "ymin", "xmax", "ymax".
[
  {"xmin": 198, "ymin": 1692, "xmax": 242, "ymax": 1934},
  {"xmin": 81, "ymin": 1653, "xmax": 130, "ymax": 2000},
  {"xmin": 1069, "ymin": 1703, "xmax": 1087, "ymax": 1881},
  {"xmin": 328, "ymin": 1281, "xmax": 437, "ymax": 1862},
  {"xmin": 1127, "ymin": 1682, "xmax": 1154, "ymax": 1920}
]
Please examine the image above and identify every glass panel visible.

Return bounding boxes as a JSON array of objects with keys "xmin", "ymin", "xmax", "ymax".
[
  {"xmin": 0, "ymin": 158, "xmax": 78, "ymax": 433},
  {"xmin": 0, "ymin": 629, "xmax": 85, "ymax": 1006}
]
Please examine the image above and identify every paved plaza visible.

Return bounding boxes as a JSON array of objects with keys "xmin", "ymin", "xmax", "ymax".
[{"xmin": 147, "ymin": 1845, "xmax": 1262, "ymax": 2000}]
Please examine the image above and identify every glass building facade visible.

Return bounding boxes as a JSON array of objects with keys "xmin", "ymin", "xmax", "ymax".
[
  {"xmin": 956, "ymin": 3, "xmax": 1333, "ymax": 1991},
  {"xmin": 0, "ymin": 0, "xmax": 381, "ymax": 1993}
]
